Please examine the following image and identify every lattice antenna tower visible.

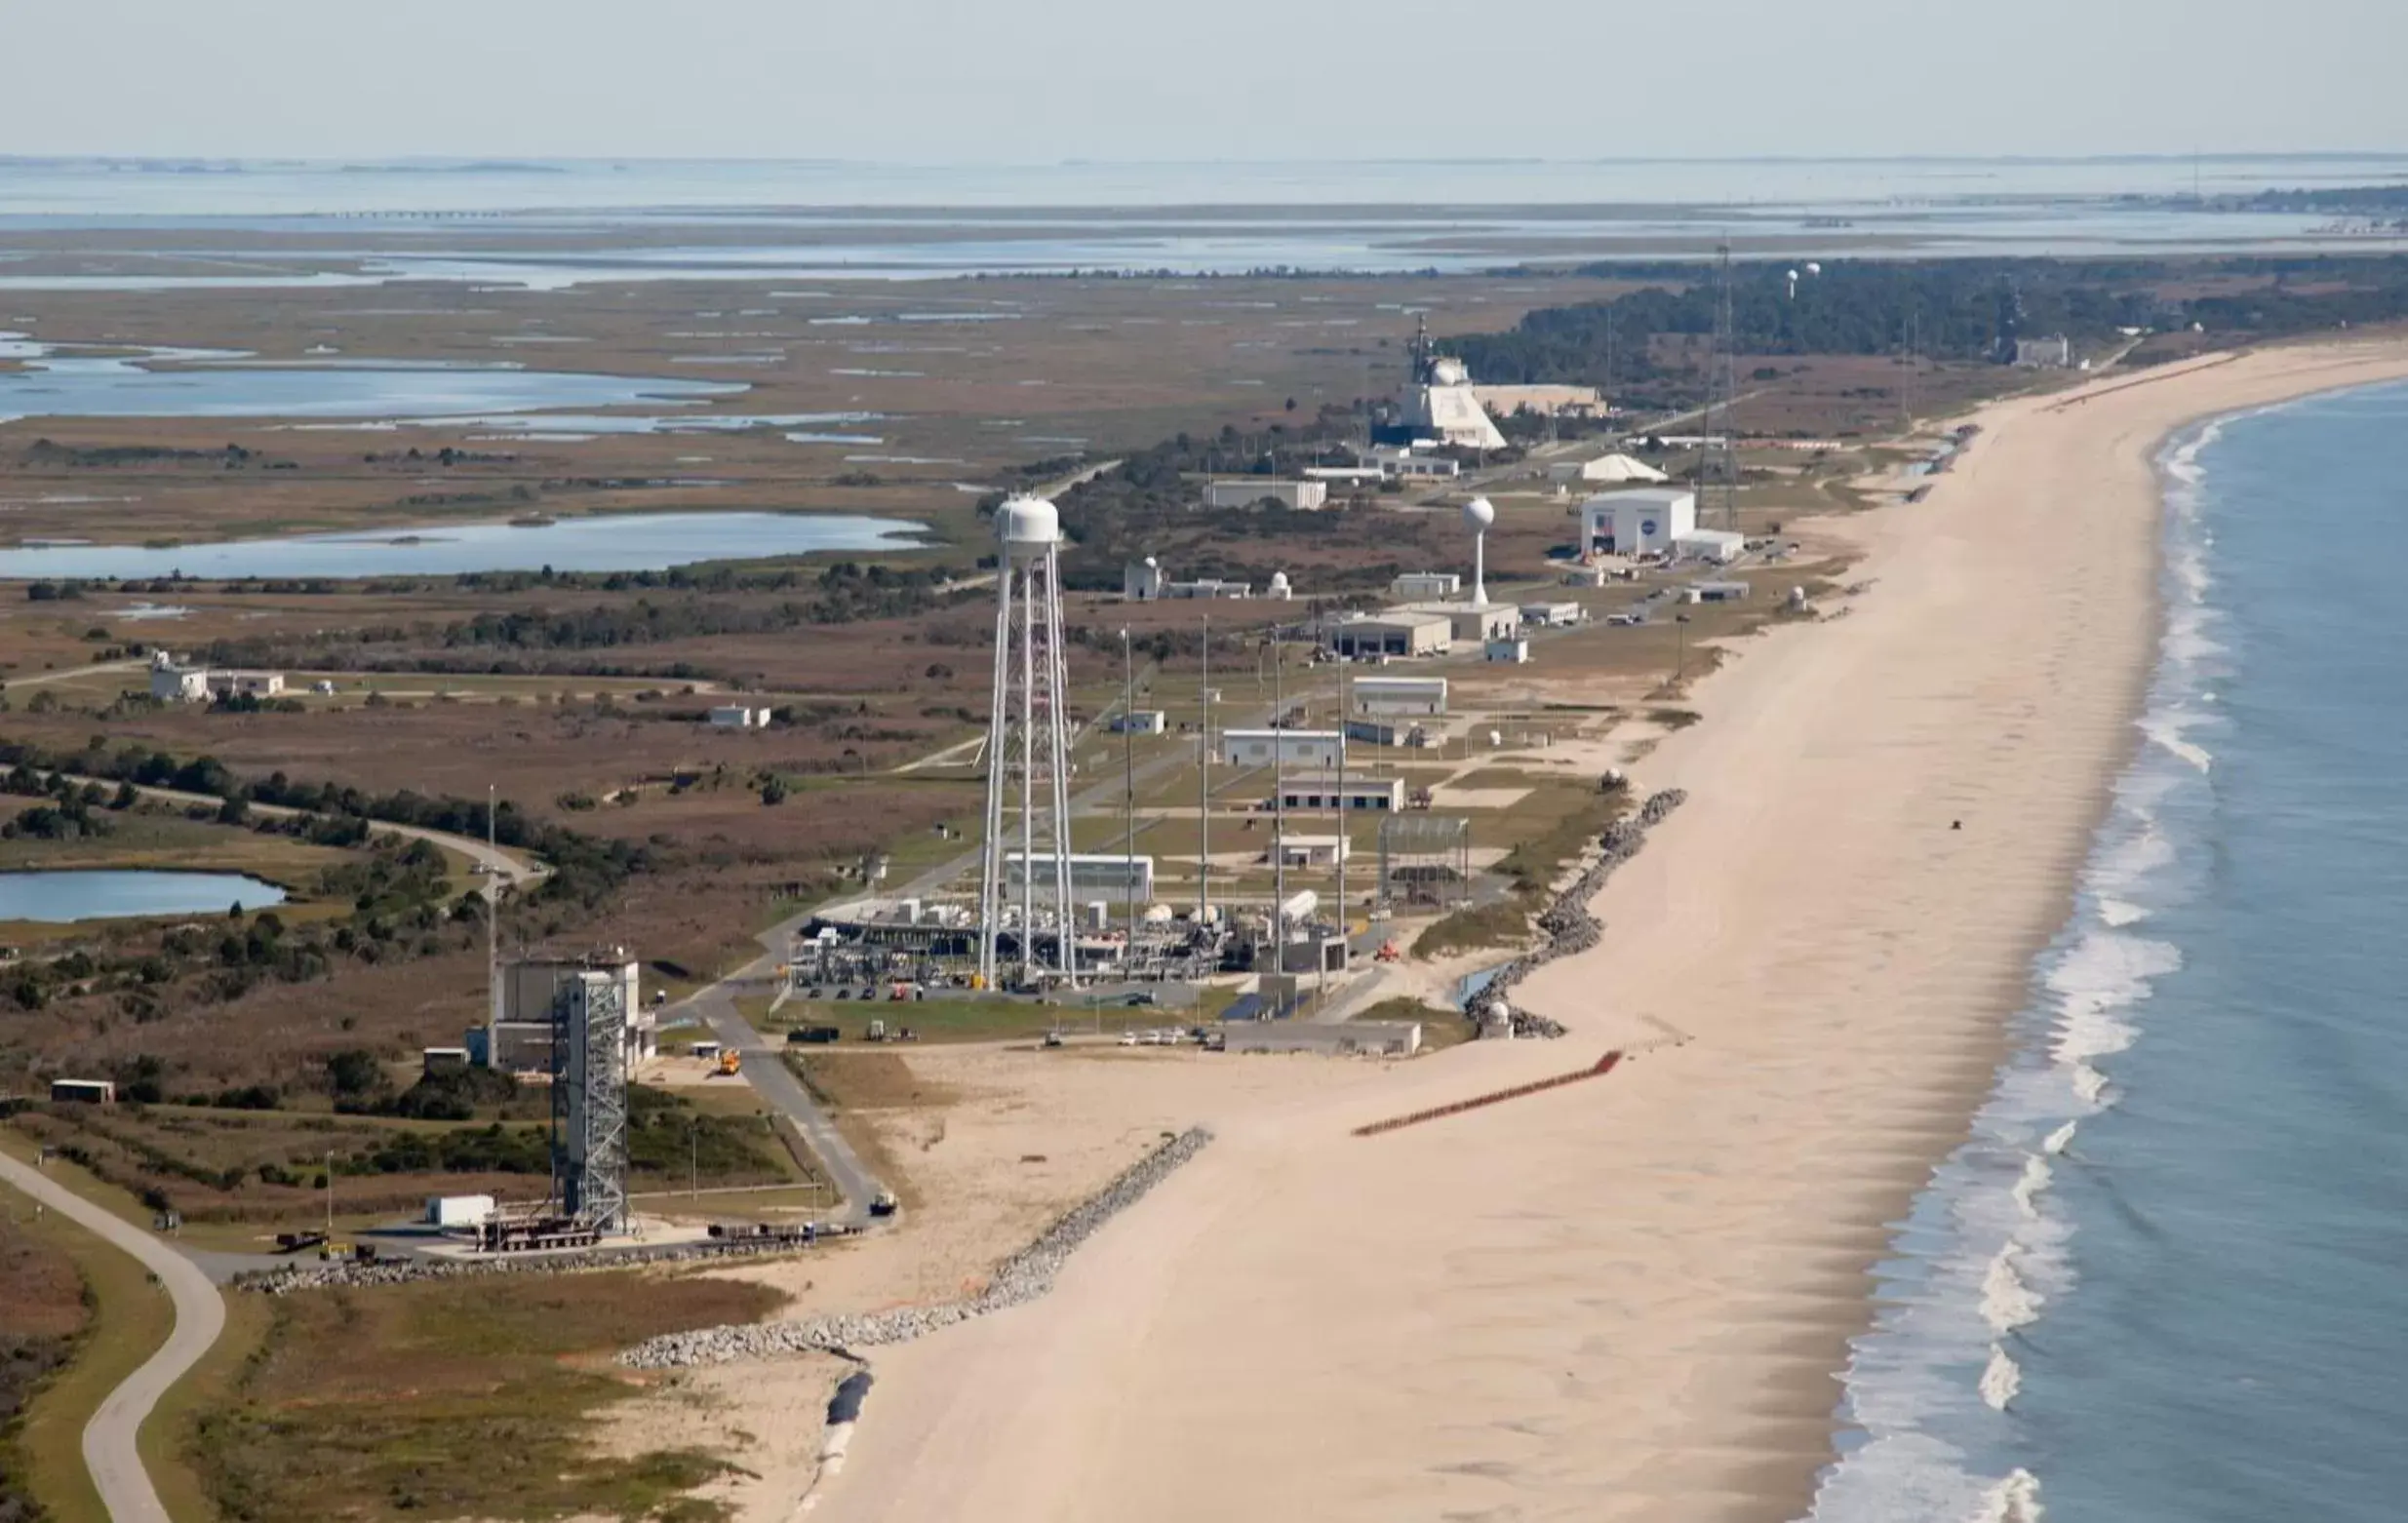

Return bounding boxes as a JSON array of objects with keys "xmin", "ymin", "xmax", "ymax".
[{"xmin": 551, "ymin": 966, "xmax": 628, "ymax": 1232}]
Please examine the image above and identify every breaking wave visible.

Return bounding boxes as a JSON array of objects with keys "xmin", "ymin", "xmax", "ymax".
[{"xmin": 1796, "ymin": 416, "xmax": 2230, "ymax": 1522}]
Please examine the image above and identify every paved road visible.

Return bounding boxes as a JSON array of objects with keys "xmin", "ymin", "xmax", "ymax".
[
  {"xmin": 694, "ymin": 979, "xmax": 883, "ymax": 1221},
  {"xmin": 6, "ymin": 658, "xmax": 142, "ymax": 689},
  {"xmin": 0, "ymin": 1152, "xmax": 225, "ymax": 1523},
  {"xmin": 58, "ymin": 775, "xmax": 547, "ymax": 893}
]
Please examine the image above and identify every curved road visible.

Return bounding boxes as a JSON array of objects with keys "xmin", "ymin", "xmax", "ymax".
[
  {"xmin": 57, "ymin": 775, "xmax": 547, "ymax": 893},
  {"xmin": 0, "ymin": 1152, "xmax": 224, "ymax": 1523}
]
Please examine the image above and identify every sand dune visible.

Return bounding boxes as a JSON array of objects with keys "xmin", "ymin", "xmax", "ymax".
[{"xmin": 808, "ymin": 339, "xmax": 2408, "ymax": 1523}]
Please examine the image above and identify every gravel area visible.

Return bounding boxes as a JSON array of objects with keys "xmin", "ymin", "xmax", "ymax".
[{"xmin": 238, "ymin": 1226, "xmax": 864, "ymax": 1295}]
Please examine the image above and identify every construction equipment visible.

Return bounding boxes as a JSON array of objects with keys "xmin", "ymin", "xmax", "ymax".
[
  {"xmin": 868, "ymin": 1191, "xmax": 899, "ymax": 1218},
  {"xmin": 716, "ymin": 1050, "xmax": 742, "ymax": 1075},
  {"xmin": 1374, "ymin": 940, "xmax": 1402, "ymax": 963}
]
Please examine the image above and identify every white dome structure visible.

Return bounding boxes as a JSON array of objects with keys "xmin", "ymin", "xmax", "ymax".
[
  {"xmin": 1461, "ymin": 496, "xmax": 1496, "ymax": 530},
  {"xmin": 1430, "ymin": 357, "xmax": 1470, "ymax": 386},
  {"xmin": 995, "ymin": 494, "xmax": 1061, "ymax": 558},
  {"xmin": 1267, "ymin": 569, "xmax": 1292, "ymax": 601}
]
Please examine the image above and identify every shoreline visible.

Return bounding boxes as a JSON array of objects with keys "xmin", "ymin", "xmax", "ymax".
[{"xmin": 788, "ymin": 337, "xmax": 2408, "ymax": 1523}]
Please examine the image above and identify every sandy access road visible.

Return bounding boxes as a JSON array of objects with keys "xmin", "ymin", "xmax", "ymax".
[
  {"xmin": 794, "ymin": 340, "xmax": 2408, "ymax": 1523},
  {"xmin": 0, "ymin": 1151, "xmax": 225, "ymax": 1523}
]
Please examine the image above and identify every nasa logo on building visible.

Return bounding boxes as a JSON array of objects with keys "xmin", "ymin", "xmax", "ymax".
[{"xmin": 1640, "ymin": 519, "xmax": 1659, "ymax": 535}]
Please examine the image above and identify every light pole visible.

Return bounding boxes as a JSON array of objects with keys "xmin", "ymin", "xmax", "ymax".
[
  {"xmin": 1676, "ymin": 611, "xmax": 1693, "ymax": 682},
  {"xmin": 1121, "ymin": 627, "xmax": 1136, "ymax": 953},
  {"xmin": 324, "ymin": 1150, "xmax": 335, "ymax": 1241}
]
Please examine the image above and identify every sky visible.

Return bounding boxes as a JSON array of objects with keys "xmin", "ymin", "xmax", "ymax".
[{"xmin": 5, "ymin": 0, "xmax": 2403, "ymax": 163}]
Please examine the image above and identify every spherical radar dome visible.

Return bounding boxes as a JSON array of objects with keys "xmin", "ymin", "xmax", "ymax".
[
  {"xmin": 1462, "ymin": 496, "xmax": 1497, "ymax": 530},
  {"xmin": 995, "ymin": 494, "xmax": 1061, "ymax": 548}
]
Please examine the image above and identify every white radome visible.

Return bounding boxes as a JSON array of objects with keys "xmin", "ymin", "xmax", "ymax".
[
  {"xmin": 1269, "ymin": 570, "xmax": 1290, "ymax": 591},
  {"xmin": 1462, "ymin": 496, "xmax": 1496, "ymax": 530},
  {"xmin": 995, "ymin": 494, "xmax": 1061, "ymax": 548}
]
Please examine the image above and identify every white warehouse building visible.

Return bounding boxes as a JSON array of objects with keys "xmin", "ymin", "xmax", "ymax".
[
  {"xmin": 1220, "ymin": 728, "xmax": 1344, "ymax": 770},
  {"xmin": 1580, "ymin": 488, "xmax": 1697, "ymax": 558},
  {"xmin": 1203, "ymin": 479, "xmax": 1328, "ymax": 511},
  {"xmin": 1351, "ymin": 676, "xmax": 1448, "ymax": 716},
  {"xmin": 1675, "ymin": 528, "xmax": 1746, "ymax": 565}
]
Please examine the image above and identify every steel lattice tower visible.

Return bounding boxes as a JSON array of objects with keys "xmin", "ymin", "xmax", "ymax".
[
  {"xmin": 978, "ymin": 495, "xmax": 1078, "ymax": 990},
  {"xmin": 551, "ymin": 967, "xmax": 628, "ymax": 1232}
]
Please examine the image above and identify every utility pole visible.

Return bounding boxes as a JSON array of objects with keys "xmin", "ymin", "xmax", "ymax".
[
  {"xmin": 1271, "ymin": 636, "xmax": 1285, "ymax": 977},
  {"xmin": 324, "ymin": 1149, "xmax": 335, "ymax": 1241},
  {"xmin": 1121, "ymin": 627, "xmax": 1136, "ymax": 954},
  {"xmin": 1198, "ymin": 614, "xmax": 1211, "ymax": 925}
]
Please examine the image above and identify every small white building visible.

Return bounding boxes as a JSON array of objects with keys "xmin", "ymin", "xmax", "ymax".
[
  {"xmin": 1688, "ymin": 581, "xmax": 1753, "ymax": 604},
  {"xmin": 148, "ymin": 652, "xmax": 210, "ymax": 703},
  {"xmin": 1276, "ymin": 774, "xmax": 1405, "ymax": 812},
  {"xmin": 1220, "ymin": 728, "xmax": 1344, "ymax": 770},
  {"xmin": 1485, "ymin": 638, "xmax": 1531, "ymax": 664},
  {"xmin": 1362, "ymin": 446, "xmax": 1461, "ymax": 480},
  {"xmin": 214, "ymin": 671, "xmax": 285, "ymax": 698},
  {"xmin": 1518, "ymin": 602, "xmax": 1584, "ymax": 628},
  {"xmin": 1580, "ymin": 488, "xmax": 1698, "ymax": 558},
  {"xmin": 1327, "ymin": 610, "xmax": 1454, "ymax": 659},
  {"xmin": 1164, "ymin": 578, "xmax": 1251, "ymax": 600},
  {"xmin": 1351, "ymin": 675, "xmax": 1447, "ymax": 716},
  {"xmin": 1276, "ymin": 834, "xmax": 1351, "ymax": 868},
  {"xmin": 1203, "ymin": 478, "xmax": 1328, "ymax": 512},
  {"xmin": 1112, "ymin": 709, "xmax": 1166, "ymax": 735},
  {"xmin": 1390, "ymin": 571, "xmax": 1462, "ymax": 601},
  {"xmin": 1675, "ymin": 528, "xmax": 1746, "ymax": 565},
  {"xmin": 1123, "ymin": 557, "xmax": 1166, "ymax": 600},
  {"xmin": 708, "ymin": 705, "xmax": 768, "ymax": 728},
  {"xmin": 1005, "ymin": 852, "xmax": 1156, "ymax": 900},
  {"xmin": 1265, "ymin": 570, "xmax": 1294, "ymax": 602},
  {"xmin": 425, "ymin": 1193, "xmax": 496, "ymax": 1229}
]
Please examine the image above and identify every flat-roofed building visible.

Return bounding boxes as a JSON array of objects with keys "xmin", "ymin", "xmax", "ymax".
[
  {"xmin": 1675, "ymin": 528, "xmax": 1745, "ymax": 565},
  {"xmin": 1112, "ymin": 709, "xmax": 1166, "ymax": 734},
  {"xmin": 50, "ymin": 1078, "xmax": 115, "ymax": 1104},
  {"xmin": 1275, "ymin": 774, "xmax": 1405, "ymax": 812},
  {"xmin": 1327, "ymin": 610, "xmax": 1453, "ymax": 659},
  {"xmin": 1276, "ymin": 834, "xmax": 1351, "ymax": 868},
  {"xmin": 708, "ymin": 704, "xmax": 768, "ymax": 728},
  {"xmin": 1203, "ymin": 479, "xmax": 1328, "ymax": 511},
  {"xmin": 1518, "ymin": 602, "xmax": 1584, "ymax": 628},
  {"xmin": 1123, "ymin": 557, "xmax": 1166, "ymax": 600},
  {"xmin": 1219, "ymin": 728, "xmax": 1344, "ymax": 770},
  {"xmin": 1004, "ymin": 852, "xmax": 1156, "ymax": 900},
  {"xmin": 1351, "ymin": 675, "xmax": 1447, "ymax": 716},
  {"xmin": 1390, "ymin": 571, "xmax": 1462, "ymax": 601},
  {"xmin": 479, "ymin": 953, "xmax": 651, "ymax": 1074},
  {"xmin": 1407, "ymin": 602, "xmax": 1521, "ymax": 644}
]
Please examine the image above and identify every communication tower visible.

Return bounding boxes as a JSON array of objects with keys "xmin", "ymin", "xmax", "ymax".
[{"xmin": 978, "ymin": 494, "xmax": 1078, "ymax": 989}]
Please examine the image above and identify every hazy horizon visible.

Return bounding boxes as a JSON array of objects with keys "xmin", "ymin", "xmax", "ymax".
[{"xmin": 8, "ymin": 0, "xmax": 2403, "ymax": 164}]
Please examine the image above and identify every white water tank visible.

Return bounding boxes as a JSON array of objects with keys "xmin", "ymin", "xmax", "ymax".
[{"xmin": 995, "ymin": 494, "xmax": 1061, "ymax": 556}]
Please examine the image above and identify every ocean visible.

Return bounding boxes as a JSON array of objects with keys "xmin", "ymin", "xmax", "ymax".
[{"xmin": 1803, "ymin": 378, "xmax": 2408, "ymax": 1522}]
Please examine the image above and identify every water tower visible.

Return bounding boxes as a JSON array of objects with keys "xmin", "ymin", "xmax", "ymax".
[
  {"xmin": 1463, "ymin": 496, "xmax": 1496, "ymax": 607},
  {"xmin": 977, "ymin": 495, "xmax": 1078, "ymax": 989}
]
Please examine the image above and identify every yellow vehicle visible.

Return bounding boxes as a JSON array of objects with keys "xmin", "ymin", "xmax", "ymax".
[{"xmin": 717, "ymin": 1050, "xmax": 742, "ymax": 1075}]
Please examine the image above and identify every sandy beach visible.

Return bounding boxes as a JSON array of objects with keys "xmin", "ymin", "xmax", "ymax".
[{"xmin": 774, "ymin": 338, "xmax": 2408, "ymax": 1523}]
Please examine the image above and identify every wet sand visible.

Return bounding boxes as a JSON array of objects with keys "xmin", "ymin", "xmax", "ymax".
[{"xmin": 804, "ymin": 338, "xmax": 2408, "ymax": 1523}]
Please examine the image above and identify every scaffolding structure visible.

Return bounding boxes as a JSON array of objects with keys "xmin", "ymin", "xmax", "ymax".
[
  {"xmin": 1377, "ymin": 814, "xmax": 1473, "ymax": 912},
  {"xmin": 550, "ymin": 968, "xmax": 629, "ymax": 1233}
]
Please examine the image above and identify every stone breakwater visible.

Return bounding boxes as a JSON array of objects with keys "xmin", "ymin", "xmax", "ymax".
[
  {"xmin": 237, "ymin": 1227, "xmax": 863, "ymax": 1295},
  {"xmin": 1485, "ymin": 788, "xmax": 1688, "ymax": 1037},
  {"xmin": 621, "ymin": 1127, "xmax": 1214, "ymax": 1370}
]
